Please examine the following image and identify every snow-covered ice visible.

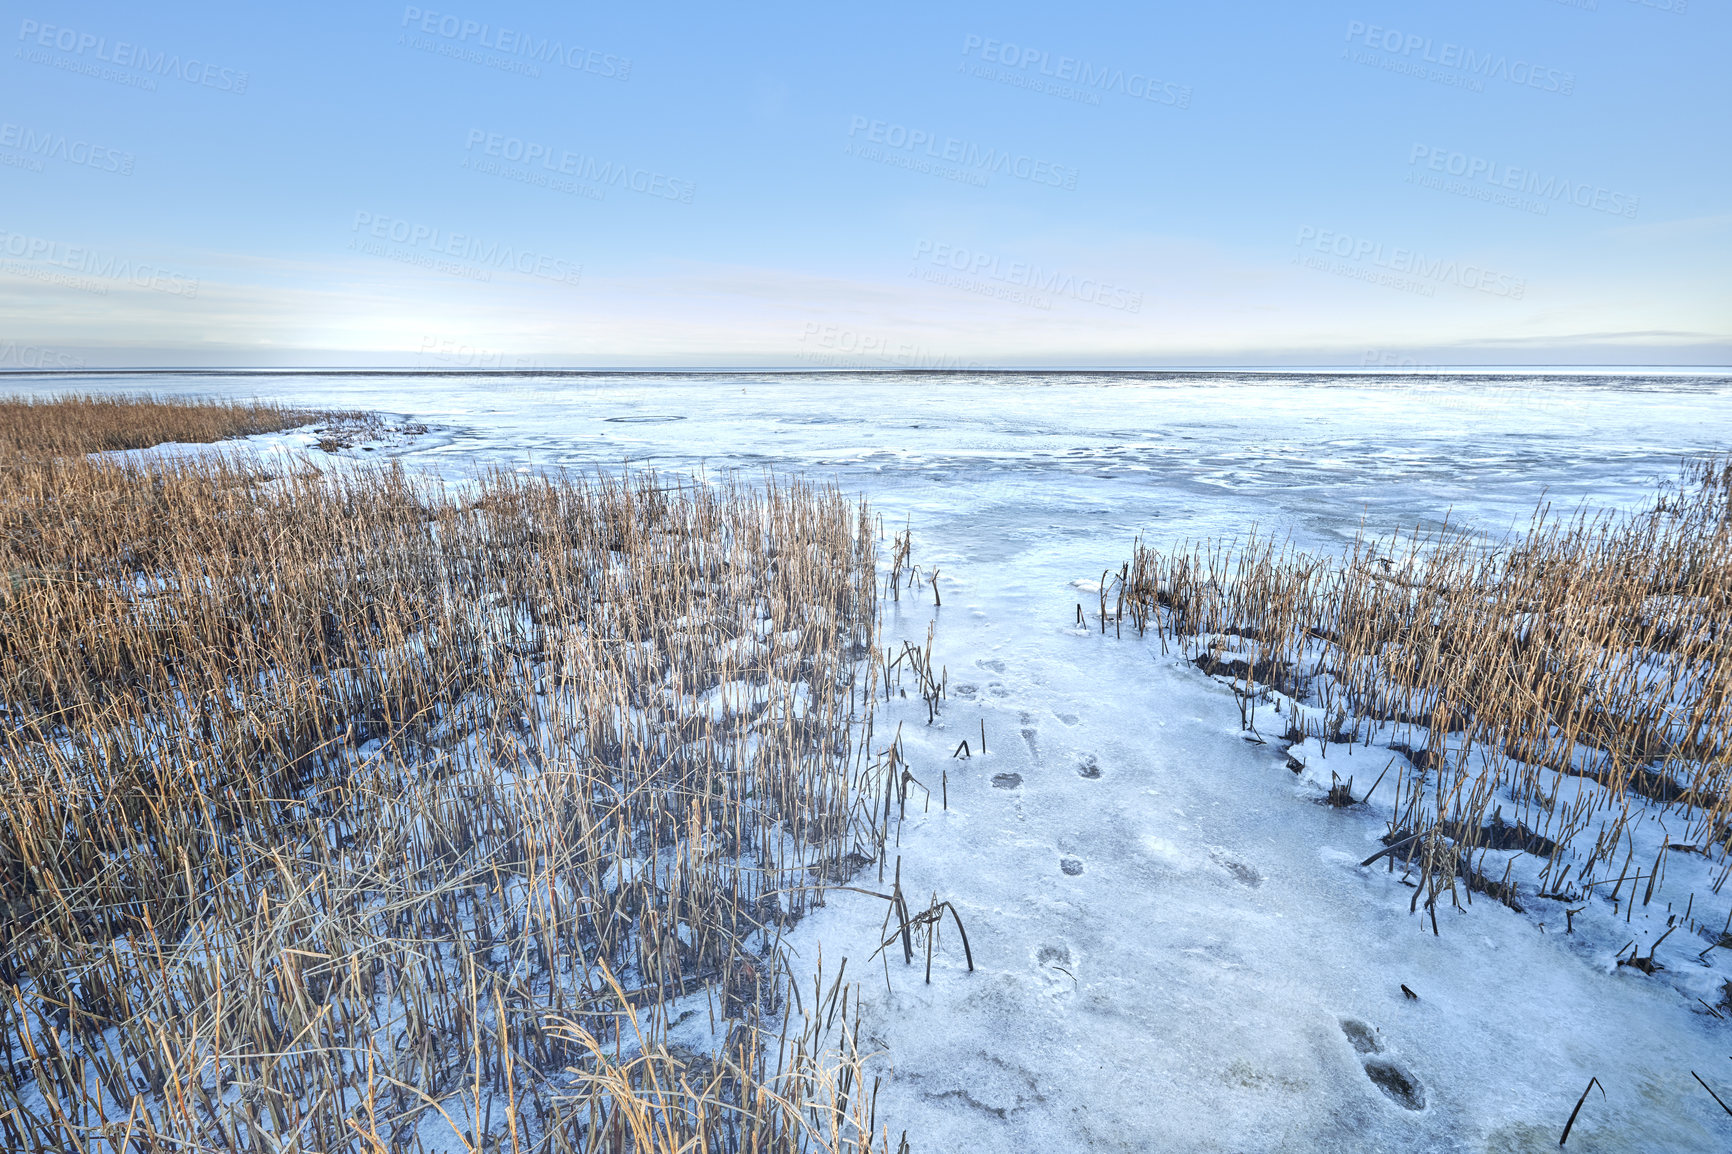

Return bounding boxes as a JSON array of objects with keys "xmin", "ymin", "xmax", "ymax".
[{"xmin": 16, "ymin": 368, "xmax": 1732, "ymax": 1150}]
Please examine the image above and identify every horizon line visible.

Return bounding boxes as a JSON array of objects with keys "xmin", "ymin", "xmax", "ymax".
[{"xmin": 4, "ymin": 365, "xmax": 1731, "ymax": 378}]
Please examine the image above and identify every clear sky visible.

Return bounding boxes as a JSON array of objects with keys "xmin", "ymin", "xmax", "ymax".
[{"xmin": 1, "ymin": 0, "xmax": 1727, "ymax": 368}]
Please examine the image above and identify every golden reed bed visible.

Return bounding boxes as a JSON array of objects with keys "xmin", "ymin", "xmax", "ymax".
[
  {"xmin": 1118, "ymin": 455, "xmax": 1731, "ymax": 933},
  {"xmin": 0, "ymin": 396, "xmax": 910, "ymax": 1153}
]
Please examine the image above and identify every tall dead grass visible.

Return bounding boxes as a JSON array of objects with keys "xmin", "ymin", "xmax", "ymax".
[
  {"xmin": 1118, "ymin": 455, "xmax": 1731, "ymax": 925},
  {"xmin": 0, "ymin": 393, "xmax": 331, "ymax": 456},
  {"xmin": 0, "ymin": 416, "xmax": 912, "ymax": 1151}
]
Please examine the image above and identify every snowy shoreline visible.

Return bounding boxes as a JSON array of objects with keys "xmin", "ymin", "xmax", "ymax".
[{"xmin": 7, "ymin": 371, "xmax": 1732, "ymax": 1150}]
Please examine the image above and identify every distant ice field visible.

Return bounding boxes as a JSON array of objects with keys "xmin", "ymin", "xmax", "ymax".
[{"xmin": 21, "ymin": 369, "xmax": 1732, "ymax": 553}]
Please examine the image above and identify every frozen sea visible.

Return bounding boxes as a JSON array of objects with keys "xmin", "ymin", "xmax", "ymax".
[
  {"xmin": 35, "ymin": 368, "xmax": 1728, "ymax": 544},
  {"xmin": 17, "ymin": 369, "xmax": 1732, "ymax": 1151}
]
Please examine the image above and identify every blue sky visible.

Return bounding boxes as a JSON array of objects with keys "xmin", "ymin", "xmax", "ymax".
[{"xmin": 1, "ymin": 0, "xmax": 1726, "ymax": 368}]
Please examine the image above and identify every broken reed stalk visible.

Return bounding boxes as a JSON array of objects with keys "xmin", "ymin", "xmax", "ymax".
[
  {"xmin": 0, "ymin": 409, "xmax": 915, "ymax": 1154},
  {"xmin": 1692, "ymin": 1070, "xmax": 1732, "ymax": 1117},
  {"xmin": 1559, "ymin": 1075, "xmax": 1603, "ymax": 1145},
  {"xmin": 1119, "ymin": 454, "xmax": 1732, "ymax": 922}
]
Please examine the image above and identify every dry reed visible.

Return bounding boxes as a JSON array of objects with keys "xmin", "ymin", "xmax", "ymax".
[
  {"xmin": 0, "ymin": 397, "xmax": 920, "ymax": 1153},
  {"xmin": 0, "ymin": 393, "xmax": 333, "ymax": 456},
  {"xmin": 1115, "ymin": 455, "xmax": 1732, "ymax": 928}
]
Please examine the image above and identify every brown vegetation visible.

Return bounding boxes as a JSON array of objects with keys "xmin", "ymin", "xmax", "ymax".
[
  {"xmin": 1116, "ymin": 455, "xmax": 1732, "ymax": 925},
  {"xmin": 0, "ymin": 398, "xmax": 917, "ymax": 1152},
  {"xmin": 0, "ymin": 393, "xmax": 329, "ymax": 456}
]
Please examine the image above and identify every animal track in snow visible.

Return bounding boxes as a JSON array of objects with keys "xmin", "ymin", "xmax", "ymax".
[
  {"xmin": 1339, "ymin": 1020, "xmax": 1425, "ymax": 1110},
  {"xmin": 1076, "ymin": 754, "xmax": 1101, "ymax": 779},
  {"xmin": 1209, "ymin": 847, "xmax": 1261, "ymax": 887},
  {"xmin": 992, "ymin": 772, "xmax": 1023, "ymax": 790},
  {"xmin": 1364, "ymin": 1060, "xmax": 1425, "ymax": 1111},
  {"xmin": 1060, "ymin": 856, "xmax": 1085, "ymax": 876},
  {"xmin": 1339, "ymin": 1019, "xmax": 1382, "ymax": 1054},
  {"xmin": 1035, "ymin": 943, "xmax": 1079, "ymax": 992}
]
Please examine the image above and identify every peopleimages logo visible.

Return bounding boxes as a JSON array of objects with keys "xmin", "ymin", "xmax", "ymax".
[
  {"xmin": 797, "ymin": 324, "xmax": 986, "ymax": 370},
  {"xmin": 960, "ymin": 35, "xmax": 1191, "ymax": 108},
  {"xmin": 1407, "ymin": 145, "xmax": 1638, "ymax": 219},
  {"xmin": 399, "ymin": 7, "xmax": 629, "ymax": 80},
  {"xmin": 0, "ymin": 341, "xmax": 83, "ymax": 369},
  {"xmin": 845, "ymin": 116, "xmax": 1078, "ymax": 190},
  {"xmin": 418, "ymin": 336, "xmax": 541, "ymax": 370},
  {"xmin": 912, "ymin": 240, "xmax": 1142, "ymax": 312},
  {"xmin": 1295, "ymin": 226, "xmax": 1525, "ymax": 299},
  {"xmin": 0, "ymin": 228, "xmax": 199, "ymax": 297},
  {"xmin": 1361, "ymin": 351, "xmax": 1447, "ymax": 372},
  {"xmin": 16, "ymin": 19, "xmax": 249, "ymax": 93},
  {"xmin": 0, "ymin": 121, "xmax": 133, "ymax": 175},
  {"xmin": 462, "ymin": 130, "xmax": 694, "ymax": 203},
  {"xmin": 349, "ymin": 212, "xmax": 583, "ymax": 286},
  {"xmin": 1343, "ymin": 21, "xmax": 1574, "ymax": 95}
]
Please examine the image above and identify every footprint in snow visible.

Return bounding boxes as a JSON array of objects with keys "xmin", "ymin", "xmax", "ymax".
[
  {"xmin": 1060, "ymin": 856, "xmax": 1084, "ymax": 876},
  {"xmin": 992, "ymin": 772, "xmax": 1023, "ymax": 790},
  {"xmin": 1339, "ymin": 1019, "xmax": 1382, "ymax": 1054},
  {"xmin": 1364, "ymin": 1061, "xmax": 1425, "ymax": 1111},
  {"xmin": 1208, "ymin": 846, "xmax": 1261, "ymax": 887},
  {"xmin": 1036, "ymin": 943, "xmax": 1078, "ymax": 989},
  {"xmin": 1340, "ymin": 1020, "xmax": 1425, "ymax": 1110},
  {"xmin": 1077, "ymin": 754, "xmax": 1101, "ymax": 779},
  {"xmin": 1018, "ymin": 715, "xmax": 1040, "ymax": 759}
]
